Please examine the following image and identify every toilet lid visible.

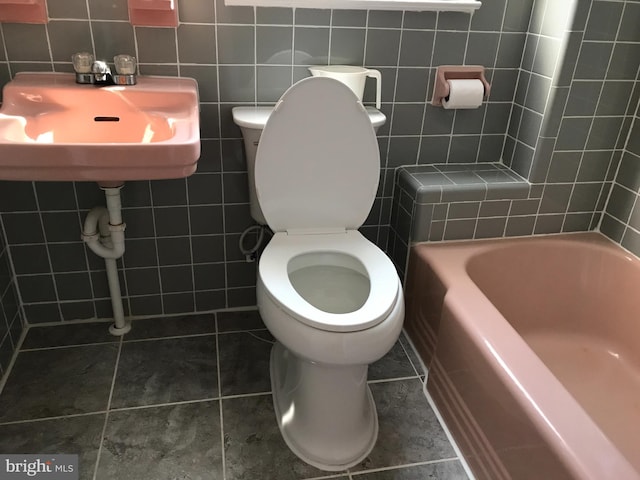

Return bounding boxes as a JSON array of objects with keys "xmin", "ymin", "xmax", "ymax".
[{"xmin": 255, "ymin": 77, "xmax": 380, "ymax": 233}]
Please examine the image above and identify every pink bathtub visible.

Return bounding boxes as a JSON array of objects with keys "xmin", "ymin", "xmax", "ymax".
[{"xmin": 404, "ymin": 232, "xmax": 640, "ymax": 480}]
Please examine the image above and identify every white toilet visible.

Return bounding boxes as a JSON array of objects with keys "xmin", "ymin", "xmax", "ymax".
[{"xmin": 232, "ymin": 77, "xmax": 404, "ymax": 471}]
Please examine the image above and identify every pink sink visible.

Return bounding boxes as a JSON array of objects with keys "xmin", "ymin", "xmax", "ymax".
[{"xmin": 0, "ymin": 72, "xmax": 200, "ymax": 182}]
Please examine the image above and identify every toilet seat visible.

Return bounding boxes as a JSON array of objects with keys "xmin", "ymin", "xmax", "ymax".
[
  {"xmin": 259, "ymin": 230, "xmax": 399, "ymax": 333},
  {"xmin": 254, "ymin": 77, "xmax": 380, "ymax": 234}
]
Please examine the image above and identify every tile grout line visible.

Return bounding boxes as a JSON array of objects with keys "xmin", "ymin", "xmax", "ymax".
[
  {"xmin": 423, "ymin": 386, "xmax": 476, "ymax": 480},
  {"xmin": 215, "ymin": 315, "xmax": 227, "ymax": 480},
  {"xmin": 91, "ymin": 337, "xmax": 123, "ymax": 480}
]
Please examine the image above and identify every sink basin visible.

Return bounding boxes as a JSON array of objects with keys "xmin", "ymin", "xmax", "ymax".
[{"xmin": 0, "ymin": 72, "xmax": 200, "ymax": 182}]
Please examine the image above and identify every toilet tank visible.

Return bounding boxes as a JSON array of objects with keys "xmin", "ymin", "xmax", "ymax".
[{"xmin": 232, "ymin": 106, "xmax": 386, "ymax": 225}]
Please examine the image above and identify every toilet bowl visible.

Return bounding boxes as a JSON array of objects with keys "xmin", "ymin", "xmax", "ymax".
[{"xmin": 233, "ymin": 77, "xmax": 404, "ymax": 471}]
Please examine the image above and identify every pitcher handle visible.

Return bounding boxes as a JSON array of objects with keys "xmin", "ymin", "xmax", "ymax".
[{"xmin": 365, "ymin": 69, "xmax": 382, "ymax": 109}]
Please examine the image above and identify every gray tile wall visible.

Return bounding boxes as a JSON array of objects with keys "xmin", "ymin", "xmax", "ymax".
[
  {"xmin": 0, "ymin": 0, "xmax": 534, "ymax": 324},
  {"xmin": 389, "ymin": 0, "xmax": 640, "ymax": 275},
  {"xmin": 602, "ymin": 92, "xmax": 640, "ymax": 255},
  {"xmin": 0, "ymin": 222, "xmax": 22, "ymax": 375}
]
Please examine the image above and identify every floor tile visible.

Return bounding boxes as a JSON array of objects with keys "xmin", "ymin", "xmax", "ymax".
[
  {"xmin": 223, "ymin": 394, "xmax": 339, "ymax": 480},
  {"xmin": 398, "ymin": 331, "xmax": 426, "ymax": 378},
  {"xmin": 22, "ymin": 322, "xmax": 117, "ymax": 349},
  {"xmin": 353, "ymin": 379, "xmax": 456, "ymax": 472},
  {"xmin": 97, "ymin": 401, "xmax": 222, "ymax": 480},
  {"xmin": 110, "ymin": 336, "xmax": 217, "ymax": 408},
  {"xmin": 218, "ymin": 331, "xmax": 273, "ymax": 396},
  {"xmin": 0, "ymin": 414, "xmax": 105, "ymax": 480},
  {"xmin": 352, "ymin": 460, "xmax": 469, "ymax": 479},
  {"xmin": 124, "ymin": 313, "xmax": 216, "ymax": 341},
  {"xmin": 369, "ymin": 340, "xmax": 418, "ymax": 381},
  {"xmin": 0, "ymin": 345, "xmax": 118, "ymax": 422},
  {"xmin": 217, "ymin": 309, "xmax": 266, "ymax": 332}
]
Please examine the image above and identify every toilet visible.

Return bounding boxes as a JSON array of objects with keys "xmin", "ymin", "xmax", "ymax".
[{"xmin": 232, "ymin": 77, "xmax": 404, "ymax": 471}]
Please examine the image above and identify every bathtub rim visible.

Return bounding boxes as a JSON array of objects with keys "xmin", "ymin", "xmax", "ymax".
[{"xmin": 414, "ymin": 232, "xmax": 640, "ymax": 480}]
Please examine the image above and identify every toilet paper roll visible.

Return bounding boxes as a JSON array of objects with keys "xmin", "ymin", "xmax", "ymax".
[{"xmin": 442, "ymin": 79, "xmax": 484, "ymax": 110}]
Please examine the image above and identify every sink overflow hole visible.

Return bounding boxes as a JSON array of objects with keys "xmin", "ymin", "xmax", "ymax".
[{"xmin": 94, "ymin": 116, "xmax": 120, "ymax": 122}]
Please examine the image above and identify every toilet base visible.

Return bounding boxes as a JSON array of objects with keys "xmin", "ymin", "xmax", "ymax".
[{"xmin": 270, "ymin": 341, "xmax": 378, "ymax": 471}]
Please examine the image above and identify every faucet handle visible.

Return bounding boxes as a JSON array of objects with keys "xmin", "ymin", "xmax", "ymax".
[
  {"xmin": 114, "ymin": 54, "xmax": 137, "ymax": 75},
  {"xmin": 71, "ymin": 52, "xmax": 94, "ymax": 74}
]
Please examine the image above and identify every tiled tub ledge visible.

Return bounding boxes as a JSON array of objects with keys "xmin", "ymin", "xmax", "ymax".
[{"xmin": 389, "ymin": 163, "xmax": 536, "ymax": 278}]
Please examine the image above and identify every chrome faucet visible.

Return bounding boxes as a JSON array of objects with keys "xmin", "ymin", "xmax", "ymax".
[
  {"xmin": 72, "ymin": 53, "xmax": 137, "ymax": 86},
  {"xmin": 91, "ymin": 60, "xmax": 112, "ymax": 83}
]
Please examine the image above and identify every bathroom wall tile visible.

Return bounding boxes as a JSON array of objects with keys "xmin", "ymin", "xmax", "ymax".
[
  {"xmin": 218, "ymin": 25, "xmax": 255, "ymax": 65},
  {"xmin": 403, "ymin": 11, "xmax": 437, "ymax": 30},
  {"xmin": 257, "ymin": 65, "xmax": 292, "ymax": 103},
  {"xmin": 187, "ymin": 173, "xmax": 223, "ymax": 205},
  {"xmin": 0, "ymin": 414, "xmax": 104, "ymax": 480},
  {"xmin": 533, "ymin": 214, "xmax": 564, "ymax": 234},
  {"xmin": 215, "ymin": 0, "xmax": 253, "ymax": 24},
  {"xmin": 465, "ymin": 32, "xmax": 500, "ymax": 67},
  {"xmin": 123, "ymin": 314, "xmax": 215, "ymax": 341},
  {"xmin": 256, "ymin": 26, "xmax": 292, "ymax": 64},
  {"xmin": 453, "ymin": 105, "xmax": 486, "ymax": 135},
  {"xmin": 22, "ymin": 322, "xmax": 115, "ymax": 349},
  {"xmin": 160, "ymin": 265, "xmax": 193, "ymax": 293},
  {"xmin": 111, "ymin": 336, "xmax": 217, "ymax": 408},
  {"xmin": 47, "ymin": 0, "xmax": 89, "ymax": 19},
  {"xmin": 398, "ymin": 30, "xmax": 434, "ymax": 67},
  {"xmin": 256, "ymin": 7, "xmax": 293, "ymax": 25},
  {"xmin": 568, "ymin": 183, "xmax": 601, "ymax": 212},
  {"xmin": 505, "ymin": 215, "xmax": 535, "ymax": 236},
  {"xmin": 294, "ymin": 27, "xmax": 329, "ymax": 65},
  {"xmin": 18, "ymin": 275, "xmax": 56, "ymax": 303},
  {"xmin": 606, "ymin": 185, "xmax": 635, "ymax": 224},
  {"xmin": 587, "ymin": 117, "xmax": 624, "ymax": 150},
  {"xmin": 618, "ymin": 2, "xmax": 640, "ymax": 42},
  {"xmin": 607, "ymin": 43, "xmax": 640, "ymax": 81},
  {"xmin": 193, "ymin": 263, "xmax": 225, "ymax": 291},
  {"xmin": 55, "ymin": 272, "xmax": 93, "ymax": 301},
  {"xmin": 555, "ymin": 117, "xmax": 592, "ymax": 151},
  {"xmin": 217, "ymin": 309, "xmax": 265, "ymax": 332},
  {"xmin": 331, "ymin": 28, "xmax": 366, "ymax": 65},
  {"xmin": 437, "ymin": 11, "xmax": 471, "ymax": 31},
  {"xmin": 470, "ymin": 0, "xmax": 506, "ymax": 31},
  {"xmin": 11, "ymin": 245, "xmax": 49, "ymax": 275},
  {"xmin": 392, "ymin": 104, "xmax": 426, "ymax": 136},
  {"xmin": 0, "ymin": 181, "xmax": 37, "ymax": 212},
  {"xmin": 49, "ymin": 243, "xmax": 89, "ymax": 272},
  {"xmin": 333, "ymin": 9, "xmax": 367, "ymax": 27},
  {"xmin": 432, "ymin": 31, "xmax": 467, "ymax": 66},
  {"xmin": 178, "ymin": 0, "xmax": 216, "ymax": 23},
  {"xmin": 191, "ymin": 235, "xmax": 225, "ymax": 264},
  {"xmin": 22, "ymin": 303, "xmax": 62, "ymax": 324},
  {"xmin": 153, "ymin": 207, "xmax": 191, "ymax": 237},
  {"xmin": 574, "ymin": 42, "xmax": 614, "ymax": 80},
  {"xmin": 2, "ymin": 24, "xmax": 50, "ymax": 62},
  {"xmin": 584, "ymin": 1, "xmax": 623, "ymax": 41},
  {"xmin": 368, "ymin": 11, "xmax": 402, "ymax": 28},
  {"xmin": 0, "ymin": 344, "xmax": 117, "ymax": 422},
  {"xmin": 295, "ymin": 8, "xmax": 330, "ymax": 26},
  {"xmin": 597, "ymin": 82, "xmax": 634, "ymax": 116},
  {"xmin": 162, "ymin": 292, "xmax": 195, "ymax": 315},
  {"xmin": 365, "ymin": 29, "xmax": 401, "ymax": 67},
  {"xmin": 98, "ymin": 402, "xmax": 222, "ymax": 480},
  {"xmin": 91, "ymin": 22, "xmax": 136, "ymax": 61},
  {"xmin": 135, "ymin": 28, "xmax": 177, "ymax": 64},
  {"xmin": 539, "ymin": 184, "xmax": 572, "ymax": 214},
  {"xmin": 88, "ymin": 0, "xmax": 128, "ymax": 20},
  {"xmin": 48, "ymin": 21, "xmax": 93, "ymax": 62},
  {"xmin": 394, "ymin": 68, "xmax": 429, "ymax": 103},
  {"xmin": 177, "ymin": 24, "xmax": 216, "ymax": 64},
  {"xmin": 565, "ymin": 80, "xmax": 601, "ymax": 116}
]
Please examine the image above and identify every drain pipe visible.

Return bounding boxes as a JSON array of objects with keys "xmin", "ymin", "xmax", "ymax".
[{"xmin": 82, "ymin": 184, "xmax": 131, "ymax": 336}]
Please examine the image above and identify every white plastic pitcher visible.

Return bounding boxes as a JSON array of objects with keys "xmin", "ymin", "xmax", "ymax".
[{"xmin": 308, "ymin": 66, "xmax": 382, "ymax": 109}]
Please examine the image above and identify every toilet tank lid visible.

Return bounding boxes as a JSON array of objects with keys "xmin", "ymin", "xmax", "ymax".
[{"xmin": 232, "ymin": 105, "xmax": 386, "ymax": 130}]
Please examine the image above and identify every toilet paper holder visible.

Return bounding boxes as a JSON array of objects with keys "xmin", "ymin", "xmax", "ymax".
[{"xmin": 432, "ymin": 66, "xmax": 491, "ymax": 107}]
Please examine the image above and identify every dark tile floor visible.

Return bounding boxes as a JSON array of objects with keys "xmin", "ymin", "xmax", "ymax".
[{"xmin": 0, "ymin": 310, "xmax": 471, "ymax": 480}]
